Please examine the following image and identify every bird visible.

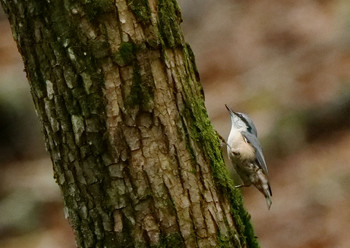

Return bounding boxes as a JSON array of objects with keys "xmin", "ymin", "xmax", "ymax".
[{"xmin": 225, "ymin": 104, "xmax": 272, "ymax": 209}]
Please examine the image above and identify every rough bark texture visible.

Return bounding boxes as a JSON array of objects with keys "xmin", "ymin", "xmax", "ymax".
[{"xmin": 1, "ymin": 0, "xmax": 259, "ymax": 247}]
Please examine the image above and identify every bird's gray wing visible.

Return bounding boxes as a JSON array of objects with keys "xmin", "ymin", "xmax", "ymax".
[{"xmin": 241, "ymin": 131, "xmax": 268, "ymax": 175}]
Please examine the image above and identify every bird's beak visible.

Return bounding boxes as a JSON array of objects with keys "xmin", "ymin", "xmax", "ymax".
[
  {"xmin": 225, "ymin": 104, "xmax": 234, "ymax": 116},
  {"xmin": 225, "ymin": 104, "xmax": 242, "ymax": 118}
]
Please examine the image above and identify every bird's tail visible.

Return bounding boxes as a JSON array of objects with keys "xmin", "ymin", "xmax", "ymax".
[
  {"xmin": 265, "ymin": 192, "xmax": 272, "ymax": 210},
  {"xmin": 256, "ymin": 170, "xmax": 272, "ymax": 210},
  {"xmin": 263, "ymin": 182, "xmax": 272, "ymax": 209}
]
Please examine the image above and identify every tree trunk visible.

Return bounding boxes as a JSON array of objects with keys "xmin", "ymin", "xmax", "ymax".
[{"xmin": 1, "ymin": 0, "xmax": 259, "ymax": 247}]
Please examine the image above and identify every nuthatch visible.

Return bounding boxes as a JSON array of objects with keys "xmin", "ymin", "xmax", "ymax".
[{"xmin": 225, "ymin": 104, "xmax": 272, "ymax": 209}]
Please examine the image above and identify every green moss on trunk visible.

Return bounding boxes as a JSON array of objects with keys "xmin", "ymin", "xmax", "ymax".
[
  {"xmin": 126, "ymin": 0, "xmax": 152, "ymax": 25},
  {"xmin": 158, "ymin": 0, "xmax": 183, "ymax": 47}
]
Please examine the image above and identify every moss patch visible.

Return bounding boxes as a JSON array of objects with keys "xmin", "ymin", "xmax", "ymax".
[
  {"xmin": 154, "ymin": 232, "xmax": 185, "ymax": 248},
  {"xmin": 185, "ymin": 43, "xmax": 200, "ymax": 83},
  {"xmin": 126, "ymin": 65, "xmax": 154, "ymax": 110},
  {"xmin": 126, "ymin": 0, "xmax": 152, "ymax": 25},
  {"xmin": 80, "ymin": 0, "xmax": 115, "ymax": 21},
  {"xmin": 113, "ymin": 42, "xmax": 136, "ymax": 66},
  {"xmin": 157, "ymin": 0, "xmax": 183, "ymax": 48}
]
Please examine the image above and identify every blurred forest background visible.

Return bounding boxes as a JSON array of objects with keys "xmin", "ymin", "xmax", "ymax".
[{"xmin": 1, "ymin": 0, "xmax": 350, "ymax": 247}]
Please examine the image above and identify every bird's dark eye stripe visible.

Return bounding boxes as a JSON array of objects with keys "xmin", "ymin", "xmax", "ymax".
[{"xmin": 241, "ymin": 117, "xmax": 250, "ymax": 131}]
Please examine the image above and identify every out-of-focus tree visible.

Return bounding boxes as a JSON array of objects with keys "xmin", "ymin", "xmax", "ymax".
[{"xmin": 0, "ymin": 0, "xmax": 258, "ymax": 247}]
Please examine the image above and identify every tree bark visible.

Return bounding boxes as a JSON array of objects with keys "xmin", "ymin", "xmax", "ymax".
[{"xmin": 1, "ymin": 0, "xmax": 259, "ymax": 247}]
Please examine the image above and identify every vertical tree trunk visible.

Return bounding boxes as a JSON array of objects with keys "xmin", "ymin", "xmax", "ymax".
[{"xmin": 1, "ymin": 0, "xmax": 259, "ymax": 247}]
